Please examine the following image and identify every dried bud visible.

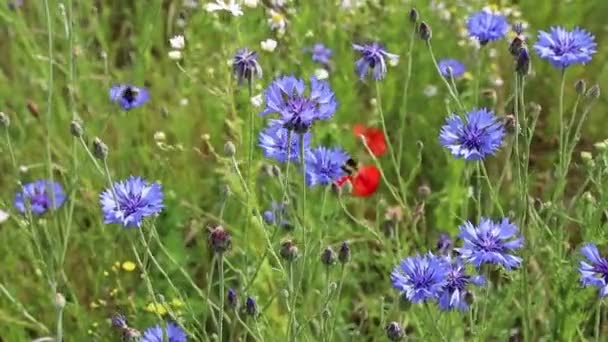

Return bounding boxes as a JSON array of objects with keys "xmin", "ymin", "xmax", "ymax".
[
  {"xmin": 418, "ymin": 22, "xmax": 432, "ymax": 41},
  {"xmin": 586, "ymin": 84, "xmax": 600, "ymax": 99},
  {"xmin": 208, "ymin": 226, "xmax": 231, "ymax": 253},
  {"xmin": 338, "ymin": 241, "xmax": 350, "ymax": 264},
  {"xmin": 515, "ymin": 48, "xmax": 530, "ymax": 76},
  {"xmin": 502, "ymin": 114, "xmax": 518, "ymax": 134},
  {"xmin": 575, "ymin": 79, "xmax": 587, "ymax": 95},
  {"xmin": 227, "ymin": 288, "xmax": 238, "ymax": 309},
  {"xmin": 417, "ymin": 185, "xmax": 431, "ymax": 199},
  {"xmin": 92, "ymin": 137, "xmax": 108, "ymax": 160},
  {"xmin": 279, "ymin": 240, "xmax": 299, "ymax": 262},
  {"xmin": 70, "ymin": 120, "xmax": 83, "ymax": 138},
  {"xmin": 385, "ymin": 206, "xmax": 404, "ymax": 222},
  {"xmin": 245, "ymin": 296, "xmax": 257, "ymax": 317},
  {"xmin": 320, "ymin": 246, "xmax": 336, "ymax": 266},
  {"xmin": 0, "ymin": 112, "xmax": 9, "ymax": 128},
  {"xmin": 408, "ymin": 8, "xmax": 419, "ymax": 23},
  {"xmin": 224, "ymin": 141, "xmax": 236, "ymax": 157},
  {"xmin": 528, "ymin": 102, "xmax": 542, "ymax": 116},
  {"xmin": 54, "ymin": 293, "xmax": 66, "ymax": 309},
  {"xmin": 385, "ymin": 321, "xmax": 405, "ymax": 341}
]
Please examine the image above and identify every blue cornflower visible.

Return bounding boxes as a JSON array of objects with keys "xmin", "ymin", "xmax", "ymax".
[
  {"xmin": 233, "ymin": 48, "xmax": 263, "ymax": 85},
  {"xmin": 438, "ymin": 258, "xmax": 485, "ymax": 311},
  {"xmin": 99, "ymin": 176, "xmax": 164, "ymax": 228},
  {"xmin": 258, "ymin": 120, "xmax": 311, "ymax": 163},
  {"xmin": 109, "ymin": 84, "xmax": 150, "ymax": 110},
  {"xmin": 352, "ymin": 42, "xmax": 398, "ymax": 80},
  {"xmin": 391, "ymin": 253, "xmax": 449, "ymax": 304},
  {"xmin": 533, "ymin": 27, "xmax": 597, "ymax": 69},
  {"xmin": 263, "ymin": 201, "xmax": 291, "ymax": 228},
  {"xmin": 579, "ymin": 244, "xmax": 608, "ymax": 297},
  {"xmin": 14, "ymin": 179, "xmax": 66, "ymax": 215},
  {"xmin": 466, "ymin": 10, "xmax": 509, "ymax": 45},
  {"xmin": 304, "ymin": 146, "xmax": 350, "ymax": 187},
  {"xmin": 309, "ymin": 43, "xmax": 332, "ymax": 65},
  {"xmin": 439, "ymin": 108, "xmax": 505, "ymax": 161},
  {"xmin": 456, "ymin": 217, "xmax": 524, "ymax": 270},
  {"xmin": 438, "ymin": 58, "xmax": 466, "ymax": 78},
  {"xmin": 260, "ymin": 75, "xmax": 337, "ymax": 133},
  {"xmin": 141, "ymin": 322, "xmax": 187, "ymax": 342}
]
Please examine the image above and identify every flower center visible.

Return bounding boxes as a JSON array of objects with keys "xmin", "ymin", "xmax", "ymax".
[
  {"xmin": 593, "ymin": 259, "xmax": 608, "ymax": 281},
  {"xmin": 461, "ymin": 128, "xmax": 483, "ymax": 151},
  {"xmin": 447, "ymin": 270, "xmax": 469, "ymax": 291},
  {"xmin": 283, "ymin": 96, "xmax": 316, "ymax": 132},
  {"xmin": 31, "ymin": 191, "xmax": 49, "ymax": 209},
  {"xmin": 121, "ymin": 86, "xmax": 139, "ymax": 103},
  {"xmin": 120, "ymin": 194, "xmax": 142, "ymax": 216}
]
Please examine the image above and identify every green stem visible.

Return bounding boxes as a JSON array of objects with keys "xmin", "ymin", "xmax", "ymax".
[
  {"xmin": 426, "ymin": 40, "xmax": 465, "ymax": 112},
  {"xmin": 425, "ymin": 304, "xmax": 447, "ymax": 341},
  {"xmin": 595, "ymin": 300, "xmax": 602, "ymax": 342},
  {"xmin": 4, "ymin": 129, "xmax": 17, "ymax": 171},
  {"xmin": 556, "ymin": 70, "xmax": 567, "ymax": 199},
  {"xmin": 396, "ymin": 26, "xmax": 417, "ymax": 175},
  {"xmin": 218, "ymin": 253, "xmax": 225, "ymax": 342}
]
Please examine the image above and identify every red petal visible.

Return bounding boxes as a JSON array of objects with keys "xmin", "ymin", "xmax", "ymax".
[
  {"xmin": 352, "ymin": 165, "xmax": 380, "ymax": 197},
  {"xmin": 335, "ymin": 175, "xmax": 352, "ymax": 187},
  {"xmin": 353, "ymin": 124, "xmax": 366, "ymax": 137},
  {"xmin": 353, "ymin": 125, "xmax": 387, "ymax": 157}
]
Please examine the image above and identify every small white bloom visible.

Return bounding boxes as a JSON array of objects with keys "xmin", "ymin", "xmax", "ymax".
[
  {"xmin": 268, "ymin": 9, "xmax": 287, "ymax": 35},
  {"xmin": 169, "ymin": 35, "xmax": 185, "ymax": 50},
  {"xmin": 423, "ymin": 84, "xmax": 438, "ymax": 97},
  {"xmin": 180, "ymin": 98, "xmax": 189, "ymax": 106},
  {"xmin": 168, "ymin": 50, "xmax": 183, "ymax": 60},
  {"xmin": 490, "ymin": 76, "xmax": 504, "ymax": 87},
  {"xmin": 388, "ymin": 55, "xmax": 399, "ymax": 67},
  {"xmin": 251, "ymin": 94, "xmax": 264, "ymax": 107},
  {"xmin": 0, "ymin": 210, "xmax": 9, "ymax": 224},
  {"xmin": 260, "ymin": 39, "xmax": 277, "ymax": 52},
  {"xmin": 305, "ymin": 30, "xmax": 314, "ymax": 38},
  {"xmin": 314, "ymin": 68, "xmax": 329, "ymax": 80},
  {"xmin": 242, "ymin": 0, "xmax": 258, "ymax": 7},
  {"xmin": 154, "ymin": 131, "xmax": 167, "ymax": 142},
  {"xmin": 205, "ymin": 0, "xmax": 243, "ymax": 17}
]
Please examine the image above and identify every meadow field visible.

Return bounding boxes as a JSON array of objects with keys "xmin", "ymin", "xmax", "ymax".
[{"xmin": 1, "ymin": 0, "xmax": 608, "ymax": 341}]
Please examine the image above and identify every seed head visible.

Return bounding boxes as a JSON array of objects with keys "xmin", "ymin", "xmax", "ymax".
[
  {"xmin": 279, "ymin": 240, "xmax": 299, "ymax": 262},
  {"xmin": 0, "ymin": 112, "xmax": 9, "ymax": 128},
  {"xmin": 418, "ymin": 22, "xmax": 432, "ymax": 41},
  {"xmin": 92, "ymin": 137, "xmax": 108, "ymax": 160},
  {"xmin": 208, "ymin": 225, "xmax": 232, "ymax": 253},
  {"xmin": 70, "ymin": 120, "xmax": 83, "ymax": 138},
  {"xmin": 321, "ymin": 246, "xmax": 337, "ymax": 266},
  {"xmin": 338, "ymin": 241, "xmax": 350, "ymax": 264}
]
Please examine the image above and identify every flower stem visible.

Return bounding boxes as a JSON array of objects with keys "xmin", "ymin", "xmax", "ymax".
[
  {"xmin": 218, "ymin": 253, "xmax": 225, "ymax": 342},
  {"xmin": 595, "ymin": 300, "xmax": 602, "ymax": 342},
  {"xmin": 396, "ymin": 26, "xmax": 417, "ymax": 175},
  {"xmin": 426, "ymin": 40, "xmax": 465, "ymax": 112}
]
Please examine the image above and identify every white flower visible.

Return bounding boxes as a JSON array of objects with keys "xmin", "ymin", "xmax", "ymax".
[
  {"xmin": 268, "ymin": 9, "xmax": 286, "ymax": 35},
  {"xmin": 180, "ymin": 98, "xmax": 189, "ymax": 106},
  {"xmin": 205, "ymin": 0, "xmax": 243, "ymax": 16},
  {"xmin": 491, "ymin": 76, "xmax": 504, "ymax": 87},
  {"xmin": 260, "ymin": 39, "xmax": 277, "ymax": 52},
  {"xmin": 154, "ymin": 131, "xmax": 167, "ymax": 142},
  {"xmin": 314, "ymin": 68, "xmax": 329, "ymax": 80},
  {"xmin": 423, "ymin": 84, "xmax": 438, "ymax": 97},
  {"xmin": 242, "ymin": 0, "xmax": 259, "ymax": 7},
  {"xmin": 388, "ymin": 55, "xmax": 399, "ymax": 67},
  {"xmin": 251, "ymin": 94, "xmax": 263, "ymax": 107},
  {"xmin": 168, "ymin": 50, "xmax": 183, "ymax": 60},
  {"xmin": 0, "ymin": 210, "xmax": 8, "ymax": 224},
  {"xmin": 169, "ymin": 35, "xmax": 185, "ymax": 50}
]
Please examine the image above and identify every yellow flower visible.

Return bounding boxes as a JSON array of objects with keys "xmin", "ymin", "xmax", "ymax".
[
  {"xmin": 110, "ymin": 288, "xmax": 118, "ymax": 297},
  {"xmin": 121, "ymin": 261, "xmax": 136, "ymax": 272},
  {"xmin": 463, "ymin": 72, "xmax": 474, "ymax": 81},
  {"xmin": 145, "ymin": 302, "xmax": 168, "ymax": 315},
  {"xmin": 170, "ymin": 298, "xmax": 185, "ymax": 308}
]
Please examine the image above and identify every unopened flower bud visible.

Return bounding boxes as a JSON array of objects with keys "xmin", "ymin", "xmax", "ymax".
[
  {"xmin": 408, "ymin": 8, "xmax": 419, "ymax": 23},
  {"xmin": 575, "ymin": 79, "xmax": 586, "ymax": 95},
  {"xmin": 70, "ymin": 120, "xmax": 83, "ymax": 138},
  {"xmin": 208, "ymin": 225, "xmax": 231, "ymax": 253},
  {"xmin": 245, "ymin": 296, "xmax": 257, "ymax": 317},
  {"xmin": 54, "ymin": 293, "xmax": 66, "ymax": 309},
  {"xmin": 111, "ymin": 314, "xmax": 128, "ymax": 329},
  {"xmin": 321, "ymin": 246, "xmax": 336, "ymax": 266},
  {"xmin": 338, "ymin": 241, "xmax": 350, "ymax": 264},
  {"xmin": 418, "ymin": 22, "xmax": 432, "ymax": 41},
  {"xmin": 280, "ymin": 240, "xmax": 299, "ymax": 262},
  {"xmin": 224, "ymin": 141, "xmax": 236, "ymax": 157},
  {"xmin": 515, "ymin": 48, "xmax": 530, "ymax": 76},
  {"xmin": 227, "ymin": 288, "xmax": 238, "ymax": 309},
  {"xmin": 0, "ymin": 112, "xmax": 9, "ymax": 128},
  {"xmin": 417, "ymin": 185, "xmax": 431, "ymax": 199},
  {"xmin": 92, "ymin": 137, "xmax": 108, "ymax": 160},
  {"xmin": 586, "ymin": 84, "xmax": 600, "ymax": 99},
  {"xmin": 386, "ymin": 321, "xmax": 405, "ymax": 341},
  {"xmin": 436, "ymin": 233, "xmax": 453, "ymax": 255}
]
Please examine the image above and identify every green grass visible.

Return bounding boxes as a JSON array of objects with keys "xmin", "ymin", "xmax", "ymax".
[{"xmin": 1, "ymin": 0, "xmax": 608, "ymax": 341}]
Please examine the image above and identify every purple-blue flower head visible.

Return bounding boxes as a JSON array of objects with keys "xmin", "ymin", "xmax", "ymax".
[
  {"xmin": 141, "ymin": 322, "xmax": 187, "ymax": 342},
  {"xmin": 304, "ymin": 146, "xmax": 350, "ymax": 187},
  {"xmin": 533, "ymin": 27, "xmax": 597, "ymax": 69},
  {"xmin": 263, "ymin": 201, "xmax": 290, "ymax": 228},
  {"xmin": 579, "ymin": 243, "xmax": 608, "ymax": 297},
  {"xmin": 353, "ymin": 42, "xmax": 398, "ymax": 80},
  {"xmin": 310, "ymin": 43, "xmax": 332, "ymax": 65},
  {"xmin": 466, "ymin": 10, "xmax": 509, "ymax": 45},
  {"xmin": 109, "ymin": 85, "xmax": 150, "ymax": 110},
  {"xmin": 233, "ymin": 48, "xmax": 263, "ymax": 85},
  {"xmin": 439, "ymin": 108, "xmax": 505, "ymax": 161},
  {"xmin": 99, "ymin": 176, "xmax": 164, "ymax": 228},
  {"xmin": 438, "ymin": 258, "xmax": 485, "ymax": 311},
  {"xmin": 438, "ymin": 59, "xmax": 466, "ymax": 78},
  {"xmin": 391, "ymin": 253, "xmax": 449, "ymax": 304},
  {"xmin": 258, "ymin": 120, "xmax": 311, "ymax": 163},
  {"xmin": 260, "ymin": 76, "xmax": 337, "ymax": 133},
  {"xmin": 437, "ymin": 233, "xmax": 453, "ymax": 255},
  {"xmin": 14, "ymin": 180, "xmax": 66, "ymax": 215},
  {"xmin": 456, "ymin": 217, "xmax": 524, "ymax": 270}
]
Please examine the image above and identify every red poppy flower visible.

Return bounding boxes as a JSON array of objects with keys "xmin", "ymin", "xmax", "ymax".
[
  {"xmin": 334, "ymin": 165, "xmax": 380, "ymax": 197},
  {"xmin": 353, "ymin": 124, "xmax": 387, "ymax": 157}
]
